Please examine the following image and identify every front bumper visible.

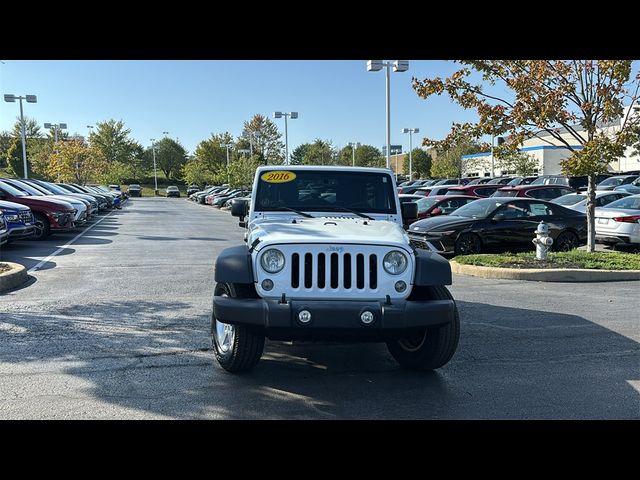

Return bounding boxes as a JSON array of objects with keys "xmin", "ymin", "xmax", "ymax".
[
  {"xmin": 8, "ymin": 225, "xmax": 35, "ymax": 239},
  {"xmin": 213, "ymin": 296, "xmax": 455, "ymax": 338},
  {"xmin": 409, "ymin": 234, "xmax": 455, "ymax": 254}
]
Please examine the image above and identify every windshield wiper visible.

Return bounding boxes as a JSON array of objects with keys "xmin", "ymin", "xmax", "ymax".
[
  {"xmin": 271, "ymin": 206, "xmax": 315, "ymax": 218},
  {"xmin": 330, "ymin": 206, "xmax": 374, "ymax": 220}
]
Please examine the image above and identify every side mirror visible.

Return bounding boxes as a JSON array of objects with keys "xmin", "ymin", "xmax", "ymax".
[
  {"xmin": 231, "ymin": 198, "xmax": 248, "ymax": 218},
  {"xmin": 493, "ymin": 213, "xmax": 506, "ymax": 222},
  {"xmin": 401, "ymin": 201, "xmax": 418, "ymax": 222},
  {"xmin": 431, "ymin": 207, "xmax": 443, "ymax": 216}
]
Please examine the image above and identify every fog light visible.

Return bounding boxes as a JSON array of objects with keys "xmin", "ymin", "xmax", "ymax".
[
  {"xmin": 395, "ymin": 281, "xmax": 407, "ymax": 293},
  {"xmin": 261, "ymin": 279, "xmax": 274, "ymax": 291},
  {"xmin": 360, "ymin": 311, "xmax": 374, "ymax": 325},
  {"xmin": 298, "ymin": 310, "xmax": 312, "ymax": 324}
]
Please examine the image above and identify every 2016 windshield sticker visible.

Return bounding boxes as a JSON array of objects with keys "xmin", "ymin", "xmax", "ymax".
[{"xmin": 260, "ymin": 171, "xmax": 296, "ymax": 183}]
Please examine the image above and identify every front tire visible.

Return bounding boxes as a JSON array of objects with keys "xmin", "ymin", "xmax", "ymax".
[
  {"xmin": 33, "ymin": 213, "xmax": 51, "ymax": 240},
  {"xmin": 386, "ymin": 285, "xmax": 460, "ymax": 371},
  {"xmin": 211, "ymin": 283, "xmax": 265, "ymax": 372},
  {"xmin": 455, "ymin": 233, "xmax": 482, "ymax": 256},
  {"xmin": 554, "ymin": 230, "xmax": 579, "ymax": 251}
]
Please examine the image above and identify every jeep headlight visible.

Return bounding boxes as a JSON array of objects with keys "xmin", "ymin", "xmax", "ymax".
[
  {"xmin": 260, "ymin": 248, "xmax": 285, "ymax": 274},
  {"xmin": 383, "ymin": 250, "xmax": 408, "ymax": 275}
]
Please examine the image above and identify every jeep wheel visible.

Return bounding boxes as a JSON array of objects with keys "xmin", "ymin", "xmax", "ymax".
[
  {"xmin": 211, "ymin": 283, "xmax": 265, "ymax": 373},
  {"xmin": 386, "ymin": 285, "xmax": 460, "ymax": 371}
]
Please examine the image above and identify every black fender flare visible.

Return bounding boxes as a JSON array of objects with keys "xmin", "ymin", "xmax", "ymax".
[
  {"xmin": 214, "ymin": 245, "xmax": 254, "ymax": 284},
  {"xmin": 413, "ymin": 248, "xmax": 452, "ymax": 286}
]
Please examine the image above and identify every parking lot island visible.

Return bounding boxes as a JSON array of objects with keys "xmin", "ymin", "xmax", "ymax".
[
  {"xmin": 450, "ymin": 259, "xmax": 640, "ymax": 282},
  {"xmin": 0, "ymin": 262, "xmax": 28, "ymax": 293}
]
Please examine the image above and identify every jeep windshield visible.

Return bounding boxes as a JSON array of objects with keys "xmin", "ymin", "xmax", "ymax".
[{"xmin": 254, "ymin": 170, "xmax": 397, "ymax": 214}]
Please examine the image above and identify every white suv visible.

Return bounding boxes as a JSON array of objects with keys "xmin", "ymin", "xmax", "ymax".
[{"xmin": 212, "ymin": 166, "xmax": 459, "ymax": 372}]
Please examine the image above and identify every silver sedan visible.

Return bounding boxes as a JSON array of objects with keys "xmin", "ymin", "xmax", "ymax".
[{"xmin": 551, "ymin": 190, "xmax": 630, "ymax": 213}]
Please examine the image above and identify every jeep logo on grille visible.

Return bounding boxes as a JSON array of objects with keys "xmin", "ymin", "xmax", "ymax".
[{"xmin": 327, "ymin": 246, "xmax": 344, "ymax": 253}]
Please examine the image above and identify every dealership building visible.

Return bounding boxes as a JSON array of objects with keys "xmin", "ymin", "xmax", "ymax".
[{"xmin": 461, "ymin": 107, "xmax": 640, "ymax": 177}]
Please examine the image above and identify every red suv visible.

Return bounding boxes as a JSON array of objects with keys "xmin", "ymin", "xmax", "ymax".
[
  {"xmin": 492, "ymin": 184, "xmax": 575, "ymax": 200},
  {"xmin": 0, "ymin": 180, "xmax": 76, "ymax": 239}
]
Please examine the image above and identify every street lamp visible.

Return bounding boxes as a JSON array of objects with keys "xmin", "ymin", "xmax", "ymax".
[
  {"xmin": 4, "ymin": 93, "xmax": 38, "ymax": 178},
  {"xmin": 366, "ymin": 60, "xmax": 409, "ymax": 170},
  {"xmin": 273, "ymin": 111, "xmax": 298, "ymax": 165},
  {"xmin": 401, "ymin": 128, "xmax": 419, "ymax": 180},
  {"xmin": 44, "ymin": 122, "xmax": 67, "ymax": 143},
  {"xmin": 220, "ymin": 143, "xmax": 234, "ymax": 184},
  {"xmin": 150, "ymin": 138, "xmax": 158, "ymax": 195},
  {"xmin": 348, "ymin": 142, "xmax": 361, "ymax": 166},
  {"xmin": 86, "ymin": 125, "xmax": 94, "ymax": 145}
]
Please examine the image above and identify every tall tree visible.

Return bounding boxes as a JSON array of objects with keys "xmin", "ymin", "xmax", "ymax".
[
  {"xmin": 431, "ymin": 135, "xmax": 485, "ymax": 178},
  {"xmin": 290, "ymin": 143, "xmax": 311, "ymax": 166},
  {"xmin": 240, "ymin": 114, "xmax": 284, "ymax": 164},
  {"xmin": 302, "ymin": 139, "xmax": 336, "ymax": 166},
  {"xmin": 88, "ymin": 119, "xmax": 138, "ymax": 164},
  {"xmin": 402, "ymin": 149, "xmax": 432, "ymax": 179},
  {"xmin": 4, "ymin": 118, "xmax": 45, "ymax": 177},
  {"xmin": 47, "ymin": 140, "xmax": 108, "ymax": 184},
  {"xmin": 152, "ymin": 137, "xmax": 187, "ymax": 180},
  {"xmin": 413, "ymin": 60, "xmax": 640, "ymax": 252},
  {"xmin": 496, "ymin": 151, "xmax": 538, "ymax": 176},
  {"xmin": 228, "ymin": 154, "xmax": 261, "ymax": 188}
]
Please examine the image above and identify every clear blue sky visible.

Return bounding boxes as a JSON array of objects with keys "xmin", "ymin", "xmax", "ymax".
[
  {"xmin": 0, "ymin": 60, "xmax": 480, "ymax": 154},
  {"xmin": 1, "ymin": 60, "xmax": 637, "ymax": 155}
]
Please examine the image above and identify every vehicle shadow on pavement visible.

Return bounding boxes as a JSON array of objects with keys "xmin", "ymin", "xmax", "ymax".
[{"xmin": 0, "ymin": 299, "xmax": 637, "ymax": 419}]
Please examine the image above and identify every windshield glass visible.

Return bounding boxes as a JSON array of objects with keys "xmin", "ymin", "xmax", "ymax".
[
  {"xmin": 491, "ymin": 189, "xmax": 518, "ymax": 197},
  {"xmin": 604, "ymin": 196, "xmax": 640, "ymax": 210},
  {"xmin": 254, "ymin": 170, "xmax": 397, "ymax": 214},
  {"xmin": 553, "ymin": 194, "xmax": 585, "ymax": 205},
  {"xmin": 530, "ymin": 177, "xmax": 547, "ymax": 185},
  {"xmin": 415, "ymin": 197, "xmax": 440, "ymax": 210},
  {"xmin": 507, "ymin": 177, "xmax": 522, "ymax": 186},
  {"xmin": 60, "ymin": 184, "xmax": 85, "ymax": 193},
  {"xmin": 0, "ymin": 181, "xmax": 29, "ymax": 197},
  {"xmin": 598, "ymin": 177, "xmax": 625, "ymax": 187},
  {"xmin": 451, "ymin": 198, "xmax": 508, "ymax": 218},
  {"xmin": 4, "ymin": 180, "xmax": 44, "ymax": 196}
]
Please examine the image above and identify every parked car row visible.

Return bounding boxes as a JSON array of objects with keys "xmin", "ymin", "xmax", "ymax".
[
  {"xmin": 402, "ymin": 188, "xmax": 640, "ymax": 255},
  {"xmin": 398, "ymin": 173, "xmax": 639, "ymax": 196},
  {"xmin": 187, "ymin": 185, "xmax": 252, "ymax": 209},
  {"xmin": 0, "ymin": 178, "xmax": 126, "ymax": 244}
]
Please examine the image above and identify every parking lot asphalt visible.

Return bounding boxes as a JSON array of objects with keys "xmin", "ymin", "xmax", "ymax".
[{"xmin": 0, "ymin": 198, "xmax": 638, "ymax": 419}]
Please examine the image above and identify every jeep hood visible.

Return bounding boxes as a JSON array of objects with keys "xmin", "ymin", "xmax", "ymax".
[{"xmin": 250, "ymin": 217, "xmax": 409, "ymax": 249}]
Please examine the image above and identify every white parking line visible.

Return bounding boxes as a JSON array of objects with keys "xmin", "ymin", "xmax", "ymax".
[{"xmin": 28, "ymin": 211, "xmax": 115, "ymax": 274}]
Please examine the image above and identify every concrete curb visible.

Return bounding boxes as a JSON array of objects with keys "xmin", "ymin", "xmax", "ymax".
[
  {"xmin": 450, "ymin": 260, "xmax": 640, "ymax": 282},
  {"xmin": 0, "ymin": 262, "xmax": 29, "ymax": 293}
]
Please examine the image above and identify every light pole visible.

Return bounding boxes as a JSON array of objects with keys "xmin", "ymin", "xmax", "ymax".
[
  {"xmin": 366, "ymin": 61, "xmax": 409, "ymax": 170},
  {"xmin": 273, "ymin": 111, "xmax": 298, "ymax": 165},
  {"xmin": 401, "ymin": 128, "xmax": 419, "ymax": 180},
  {"xmin": 86, "ymin": 125, "xmax": 94, "ymax": 145},
  {"xmin": 348, "ymin": 142, "xmax": 360, "ymax": 166},
  {"xmin": 220, "ymin": 143, "xmax": 233, "ymax": 184},
  {"xmin": 44, "ymin": 122, "xmax": 67, "ymax": 144},
  {"xmin": 150, "ymin": 138, "xmax": 158, "ymax": 195},
  {"xmin": 4, "ymin": 94, "xmax": 37, "ymax": 178}
]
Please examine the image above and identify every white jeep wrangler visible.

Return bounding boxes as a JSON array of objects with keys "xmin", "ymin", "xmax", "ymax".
[{"xmin": 212, "ymin": 166, "xmax": 459, "ymax": 372}]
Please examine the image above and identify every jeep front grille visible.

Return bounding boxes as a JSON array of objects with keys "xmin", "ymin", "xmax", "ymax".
[{"xmin": 290, "ymin": 252, "xmax": 378, "ymax": 290}]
